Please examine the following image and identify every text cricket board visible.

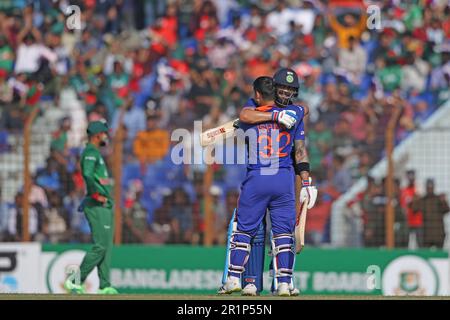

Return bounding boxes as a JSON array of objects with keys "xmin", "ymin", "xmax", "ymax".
[{"xmin": 0, "ymin": 243, "xmax": 448, "ymax": 295}]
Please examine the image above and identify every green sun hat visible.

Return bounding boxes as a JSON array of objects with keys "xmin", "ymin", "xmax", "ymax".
[
  {"xmin": 51, "ymin": 22, "xmax": 64, "ymax": 35},
  {"xmin": 87, "ymin": 120, "xmax": 109, "ymax": 136}
]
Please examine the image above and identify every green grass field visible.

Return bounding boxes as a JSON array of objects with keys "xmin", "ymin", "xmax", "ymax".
[{"xmin": 1, "ymin": 294, "xmax": 450, "ymax": 300}]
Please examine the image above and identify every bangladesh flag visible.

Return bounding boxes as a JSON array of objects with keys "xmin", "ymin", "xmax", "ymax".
[{"xmin": 26, "ymin": 83, "xmax": 43, "ymax": 106}]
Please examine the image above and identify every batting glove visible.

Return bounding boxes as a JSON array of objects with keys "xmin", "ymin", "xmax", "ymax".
[
  {"xmin": 299, "ymin": 177, "xmax": 318, "ymax": 209},
  {"xmin": 272, "ymin": 110, "xmax": 298, "ymax": 129}
]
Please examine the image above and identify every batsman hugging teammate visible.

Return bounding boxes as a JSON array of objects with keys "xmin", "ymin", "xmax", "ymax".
[
  {"xmin": 64, "ymin": 120, "xmax": 118, "ymax": 294},
  {"xmin": 220, "ymin": 69, "xmax": 317, "ymax": 296}
]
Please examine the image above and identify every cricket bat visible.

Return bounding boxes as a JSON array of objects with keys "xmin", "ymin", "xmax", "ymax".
[
  {"xmin": 295, "ymin": 196, "xmax": 309, "ymax": 254},
  {"xmin": 199, "ymin": 118, "xmax": 240, "ymax": 147}
]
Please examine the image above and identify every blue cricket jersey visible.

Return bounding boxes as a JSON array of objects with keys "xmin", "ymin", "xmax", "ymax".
[{"xmin": 239, "ymin": 104, "xmax": 305, "ymax": 171}]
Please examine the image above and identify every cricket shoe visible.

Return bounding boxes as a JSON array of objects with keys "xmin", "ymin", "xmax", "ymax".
[
  {"xmin": 289, "ymin": 282, "xmax": 300, "ymax": 296},
  {"xmin": 290, "ymin": 288, "xmax": 300, "ymax": 296},
  {"xmin": 276, "ymin": 282, "xmax": 291, "ymax": 296},
  {"xmin": 64, "ymin": 279, "xmax": 86, "ymax": 294},
  {"xmin": 221, "ymin": 276, "xmax": 241, "ymax": 294},
  {"xmin": 98, "ymin": 287, "xmax": 119, "ymax": 294},
  {"xmin": 217, "ymin": 285, "xmax": 229, "ymax": 295},
  {"xmin": 241, "ymin": 283, "xmax": 258, "ymax": 296}
]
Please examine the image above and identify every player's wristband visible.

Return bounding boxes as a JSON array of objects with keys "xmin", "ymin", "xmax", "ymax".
[
  {"xmin": 92, "ymin": 192, "xmax": 104, "ymax": 202},
  {"xmin": 271, "ymin": 111, "xmax": 279, "ymax": 122},
  {"xmin": 295, "ymin": 162, "xmax": 310, "ymax": 175}
]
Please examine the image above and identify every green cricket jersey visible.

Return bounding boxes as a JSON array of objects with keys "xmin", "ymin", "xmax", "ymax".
[{"xmin": 81, "ymin": 143, "xmax": 113, "ymax": 205}]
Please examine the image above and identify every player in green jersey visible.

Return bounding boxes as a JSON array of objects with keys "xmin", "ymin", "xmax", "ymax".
[{"xmin": 64, "ymin": 120, "xmax": 118, "ymax": 294}]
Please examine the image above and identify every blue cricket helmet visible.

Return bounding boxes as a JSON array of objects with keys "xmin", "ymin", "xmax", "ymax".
[
  {"xmin": 273, "ymin": 68, "xmax": 300, "ymax": 89},
  {"xmin": 273, "ymin": 68, "xmax": 299, "ymax": 106}
]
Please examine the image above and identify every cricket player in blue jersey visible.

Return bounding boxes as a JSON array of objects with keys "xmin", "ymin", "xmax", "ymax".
[
  {"xmin": 218, "ymin": 75, "xmax": 299, "ymax": 296},
  {"xmin": 220, "ymin": 69, "xmax": 317, "ymax": 296}
]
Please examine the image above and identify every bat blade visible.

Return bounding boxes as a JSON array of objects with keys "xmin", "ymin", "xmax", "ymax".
[
  {"xmin": 199, "ymin": 118, "xmax": 240, "ymax": 147},
  {"xmin": 295, "ymin": 198, "xmax": 308, "ymax": 254}
]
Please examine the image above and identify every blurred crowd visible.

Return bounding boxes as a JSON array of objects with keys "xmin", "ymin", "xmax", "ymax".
[
  {"xmin": 343, "ymin": 171, "xmax": 450, "ymax": 248},
  {"xmin": 0, "ymin": 0, "xmax": 449, "ymax": 247}
]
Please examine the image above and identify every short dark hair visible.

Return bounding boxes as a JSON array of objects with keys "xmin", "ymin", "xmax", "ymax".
[{"xmin": 253, "ymin": 76, "xmax": 274, "ymax": 101}]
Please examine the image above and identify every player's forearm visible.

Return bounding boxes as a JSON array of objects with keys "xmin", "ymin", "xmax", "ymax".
[
  {"xmin": 294, "ymin": 139, "xmax": 311, "ymax": 180},
  {"xmin": 239, "ymin": 108, "xmax": 272, "ymax": 124},
  {"xmin": 294, "ymin": 140, "xmax": 309, "ymax": 164}
]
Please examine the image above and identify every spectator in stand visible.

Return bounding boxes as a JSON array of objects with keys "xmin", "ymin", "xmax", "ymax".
[
  {"xmin": 0, "ymin": 69, "xmax": 13, "ymax": 104},
  {"xmin": 394, "ymin": 178, "xmax": 409, "ymax": 248},
  {"xmin": 306, "ymin": 184, "xmax": 340, "ymax": 245},
  {"xmin": 319, "ymin": 82, "xmax": 340, "ymax": 127},
  {"xmin": 401, "ymin": 50, "xmax": 429, "ymax": 93},
  {"xmin": 50, "ymin": 116, "xmax": 71, "ymax": 167},
  {"xmin": 0, "ymin": 34, "xmax": 14, "ymax": 75},
  {"xmin": 413, "ymin": 99, "xmax": 434, "ymax": 126},
  {"xmin": 103, "ymin": 39, "xmax": 133, "ymax": 76},
  {"xmin": 159, "ymin": 80, "xmax": 183, "ymax": 129},
  {"xmin": 203, "ymin": 104, "xmax": 231, "ymax": 131},
  {"xmin": 346, "ymin": 176, "xmax": 379, "ymax": 247},
  {"xmin": 207, "ymin": 36, "xmax": 236, "ymax": 70},
  {"xmin": 332, "ymin": 154, "xmax": 353, "ymax": 194},
  {"xmin": 148, "ymin": 2, "xmax": 178, "ymax": 55},
  {"xmin": 297, "ymin": 64, "xmax": 322, "ymax": 123},
  {"xmin": 354, "ymin": 150, "xmax": 373, "ymax": 180},
  {"xmin": 29, "ymin": 176, "xmax": 49, "ymax": 210},
  {"xmin": 6, "ymin": 192, "xmax": 41, "ymax": 242},
  {"xmin": 332, "ymin": 116, "xmax": 354, "ymax": 158},
  {"xmin": 328, "ymin": 7, "xmax": 366, "ymax": 49},
  {"xmin": 363, "ymin": 180, "xmax": 386, "ymax": 247},
  {"xmin": 111, "ymin": 95, "xmax": 146, "ymax": 143},
  {"xmin": 150, "ymin": 194, "xmax": 172, "ymax": 244},
  {"xmin": 188, "ymin": 58, "xmax": 220, "ymax": 117},
  {"xmin": 210, "ymin": 186, "xmax": 226, "ymax": 245},
  {"xmin": 170, "ymin": 188, "xmax": 193, "ymax": 244},
  {"xmin": 192, "ymin": 0, "xmax": 219, "ymax": 43},
  {"xmin": 42, "ymin": 28, "xmax": 67, "ymax": 98},
  {"xmin": 14, "ymin": 8, "xmax": 57, "ymax": 76},
  {"xmin": 133, "ymin": 114, "xmax": 170, "ymax": 167},
  {"xmin": 107, "ymin": 61, "xmax": 130, "ymax": 100},
  {"xmin": 266, "ymin": 0, "xmax": 294, "ymax": 37},
  {"xmin": 73, "ymin": 28, "xmax": 101, "ymax": 66},
  {"xmin": 43, "ymin": 191, "xmax": 69, "ymax": 243},
  {"xmin": 375, "ymin": 56, "xmax": 403, "ymax": 93},
  {"xmin": 400, "ymin": 170, "xmax": 423, "ymax": 248},
  {"xmin": 35, "ymin": 157, "xmax": 61, "ymax": 193},
  {"xmin": 308, "ymin": 119, "xmax": 332, "ymax": 173},
  {"xmin": 412, "ymin": 179, "xmax": 450, "ymax": 248},
  {"xmin": 64, "ymin": 185, "xmax": 90, "ymax": 244},
  {"xmin": 430, "ymin": 48, "xmax": 450, "ymax": 105},
  {"xmin": 337, "ymin": 36, "xmax": 367, "ymax": 86},
  {"xmin": 341, "ymin": 100, "xmax": 369, "ymax": 144},
  {"xmin": 217, "ymin": 15, "xmax": 250, "ymax": 50},
  {"xmin": 122, "ymin": 180, "xmax": 151, "ymax": 243}
]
